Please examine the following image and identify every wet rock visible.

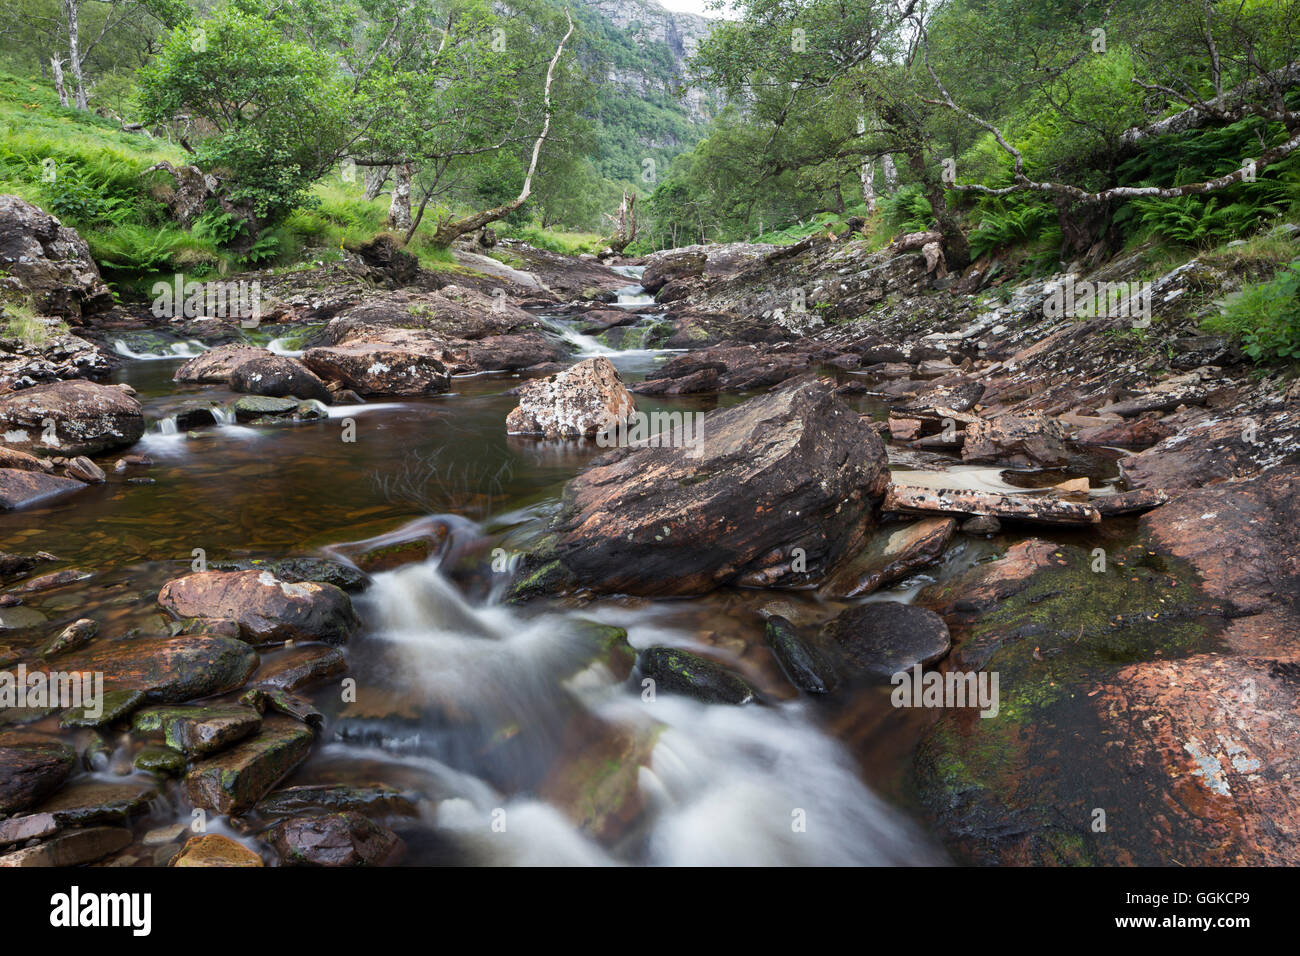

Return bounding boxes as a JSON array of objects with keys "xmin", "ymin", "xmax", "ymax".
[
  {"xmin": 134, "ymin": 745, "xmax": 186, "ymax": 775},
  {"xmin": 258, "ymin": 783, "xmax": 419, "ymax": 819},
  {"xmin": 231, "ymin": 395, "xmax": 300, "ymax": 421},
  {"xmin": 1140, "ymin": 465, "xmax": 1300, "ymax": 655},
  {"xmin": 0, "ymin": 194, "xmax": 112, "ymax": 317},
  {"xmin": 50, "ymin": 634, "xmax": 258, "ymax": 703},
  {"xmin": 59, "ymin": 688, "xmax": 146, "ymax": 728},
  {"xmin": 267, "ymin": 811, "xmax": 405, "ymax": 866},
  {"xmin": 171, "ymin": 833, "xmax": 264, "ymax": 867},
  {"xmin": 821, "ymin": 518, "xmax": 955, "ymax": 598},
  {"xmin": 254, "ymin": 644, "xmax": 348, "ymax": 691},
  {"xmin": 538, "ymin": 718, "xmax": 661, "ymax": 844},
  {"xmin": 820, "ymin": 603, "xmax": 951, "ymax": 682},
  {"xmin": 173, "ymin": 344, "xmax": 268, "ymax": 383},
  {"xmin": 39, "ymin": 617, "xmax": 97, "ymax": 657},
  {"xmin": 763, "ymin": 615, "xmax": 838, "ymax": 694},
  {"xmin": 184, "ymin": 715, "xmax": 315, "ymax": 814},
  {"xmin": 960, "ymin": 515, "xmax": 1001, "ymax": 534},
  {"xmin": 883, "ymin": 484, "xmax": 1100, "ymax": 526},
  {"xmin": 133, "ymin": 704, "xmax": 262, "ymax": 756},
  {"xmin": 0, "ymin": 733, "xmax": 75, "ymax": 812},
  {"xmin": 0, "ymin": 811, "xmax": 58, "ymax": 846},
  {"xmin": 11, "ymin": 566, "xmax": 92, "ymax": 592},
  {"xmin": 0, "ymin": 550, "xmax": 57, "ymax": 582},
  {"xmin": 229, "ymin": 353, "xmax": 332, "ymax": 404},
  {"xmin": 241, "ymin": 687, "xmax": 323, "ymax": 728},
  {"xmin": 0, "ymin": 468, "xmax": 86, "ymax": 510},
  {"xmin": 506, "ymin": 356, "xmax": 636, "ymax": 439},
  {"xmin": 631, "ymin": 343, "xmax": 816, "ymax": 395},
  {"xmin": 1075, "ymin": 418, "xmax": 1174, "ymax": 448},
  {"xmin": 641, "ymin": 251, "xmax": 706, "ymax": 294},
  {"xmin": 0, "ymin": 447, "xmax": 43, "ymax": 471},
  {"xmin": 961, "ymin": 413, "xmax": 1071, "ymax": 468},
  {"xmin": 0, "ymin": 826, "xmax": 130, "ymax": 867},
  {"xmin": 522, "ymin": 380, "xmax": 890, "ymax": 596},
  {"xmin": 157, "ymin": 569, "xmax": 360, "ymax": 645},
  {"xmin": 301, "ymin": 341, "xmax": 451, "ymax": 396},
  {"xmin": 1094, "ymin": 488, "xmax": 1172, "ymax": 516},
  {"xmin": 214, "ymin": 556, "xmax": 369, "ymax": 593},
  {"xmin": 30, "ymin": 779, "xmax": 157, "ymax": 825},
  {"xmin": 331, "ymin": 523, "xmax": 448, "ymax": 573},
  {"xmin": 64, "ymin": 456, "xmax": 105, "ymax": 483},
  {"xmin": 0, "ymin": 379, "xmax": 144, "ymax": 455},
  {"xmin": 173, "ymin": 403, "xmax": 220, "ymax": 430},
  {"xmin": 635, "ymin": 646, "xmax": 756, "ymax": 704}
]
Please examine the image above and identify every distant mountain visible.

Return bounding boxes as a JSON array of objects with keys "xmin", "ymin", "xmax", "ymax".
[{"xmin": 568, "ymin": 0, "xmax": 719, "ymax": 182}]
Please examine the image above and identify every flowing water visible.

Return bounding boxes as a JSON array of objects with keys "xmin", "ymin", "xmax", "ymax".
[{"xmin": 2, "ymin": 279, "xmax": 1126, "ymax": 865}]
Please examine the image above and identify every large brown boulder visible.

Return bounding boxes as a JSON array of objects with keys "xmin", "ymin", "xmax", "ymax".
[
  {"xmin": 302, "ymin": 340, "xmax": 451, "ymax": 396},
  {"xmin": 506, "ymin": 356, "xmax": 636, "ymax": 439},
  {"xmin": 516, "ymin": 379, "xmax": 890, "ymax": 597},
  {"xmin": 267, "ymin": 811, "xmax": 405, "ymax": 866},
  {"xmin": 0, "ymin": 194, "xmax": 111, "ymax": 318},
  {"xmin": 229, "ymin": 353, "xmax": 332, "ymax": 403},
  {"xmin": 0, "ymin": 379, "xmax": 143, "ymax": 455},
  {"xmin": 50, "ymin": 634, "xmax": 259, "ymax": 703},
  {"xmin": 961, "ymin": 413, "xmax": 1071, "ymax": 468},
  {"xmin": 0, "ymin": 468, "xmax": 86, "ymax": 510},
  {"xmin": 173, "ymin": 344, "xmax": 269, "ymax": 384},
  {"xmin": 157, "ymin": 569, "xmax": 360, "ymax": 645}
]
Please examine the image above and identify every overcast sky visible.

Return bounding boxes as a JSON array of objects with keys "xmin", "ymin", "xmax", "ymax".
[{"xmin": 656, "ymin": 0, "xmax": 738, "ymax": 19}]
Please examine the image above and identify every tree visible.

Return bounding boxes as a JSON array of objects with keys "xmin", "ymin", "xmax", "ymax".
[{"xmin": 136, "ymin": 6, "xmax": 353, "ymax": 231}]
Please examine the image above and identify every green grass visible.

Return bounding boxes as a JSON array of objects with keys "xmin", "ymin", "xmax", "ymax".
[{"xmin": 1, "ymin": 299, "xmax": 69, "ymax": 346}]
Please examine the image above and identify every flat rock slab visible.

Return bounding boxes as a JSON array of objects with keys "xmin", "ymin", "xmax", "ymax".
[
  {"xmin": 50, "ymin": 634, "xmax": 258, "ymax": 703},
  {"xmin": 0, "ymin": 811, "xmax": 59, "ymax": 846},
  {"xmin": 0, "ymin": 469, "xmax": 87, "ymax": 510},
  {"xmin": 258, "ymin": 783, "xmax": 419, "ymax": 818},
  {"xmin": 184, "ymin": 716, "xmax": 315, "ymax": 814},
  {"xmin": 133, "ymin": 704, "xmax": 262, "ymax": 756},
  {"xmin": 884, "ymin": 484, "xmax": 1101, "ymax": 526},
  {"xmin": 158, "ymin": 569, "xmax": 359, "ymax": 645},
  {"xmin": 253, "ymin": 644, "xmax": 348, "ymax": 691},
  {"xmin": 174, "ymin": 345, "xmax": 269, "ymax": 383},
  {"xmin": 0, "ymin": 826, "xmax": 131, "ymax": 867},
  {"xmin": 819, "ymin": 602, "xmax": 951, "ymax": 682},
  {"xmin": 33, "ymin": 780, "xmax": 157, "ymax": 825},
  {"xmin": 821, "ymin": 518, "xmax": 955, "ymax": 598}
]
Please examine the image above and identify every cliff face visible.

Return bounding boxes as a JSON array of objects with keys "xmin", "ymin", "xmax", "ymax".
[{"xmin": 571, "ymin": 0, "xmax": 720, "ymax": 173}]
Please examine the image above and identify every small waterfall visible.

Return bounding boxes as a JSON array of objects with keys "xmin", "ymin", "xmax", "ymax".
[
  {"xmin": 212, "ymin": 405, "xmax": 237, "ymax": 426},
  {"xmin": 539, "ymin": 316, "xmax": 616, "ymax": 356},
  {"xmin": 156, "ymin": 415, "xmax": 179, "ymax": 436},
  {"xmin": 115, "ymin": 339, "xmax": 208, "ymax": 360},
  {"xmin": 613, "ymin": 284, "xmax": 655, "ymax": 309},
  {"xmin": 267, "ymin": 337, "xmax": 305, "ymax": 357},
  {"xmin": 342, "ymin": 558, "xmax": 943, "ymax": 866}
]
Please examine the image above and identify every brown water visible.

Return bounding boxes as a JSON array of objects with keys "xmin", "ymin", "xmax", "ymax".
[{"xmin": 0, "ymin": 310, "xmax": 1125, "ymax": 865}]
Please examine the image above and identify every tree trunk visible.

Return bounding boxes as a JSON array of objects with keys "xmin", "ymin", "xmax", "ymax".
[
  {"xmin": 882, "ymin": 153, "xmax": 898, "ymax": 193},
  {"xmin": 50, "ymin": 57, "xmax": 69, "ymax": 108},
  {"xmin": 427, "ymin": 11, "xmax": 574, "ymax": 247},
  {"xmin": 63, "ymin": 0, "xmax": 88, "ymax": 110},
  {"xmin": 387, "ymin": 163, "xmax": 412, "ymax": 231},
  {"xmin": 905, "ymin": 148, "xmax": 970, "ymax": 270},
  {"xmin": 364, "ymin": 165, "xmax": 390, "ymax": 201},
  {"xmin": 856, "ymin": 116, "xmax": 877, "ymax": 212},
  {"xmin": 604, "ymin": 191, "xmax": 637, "ymax": 254}
]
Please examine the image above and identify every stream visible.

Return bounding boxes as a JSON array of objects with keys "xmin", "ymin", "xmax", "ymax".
[{"xmin": 2, "ymin": 274, "xmax": 1134, "ymax": 865}]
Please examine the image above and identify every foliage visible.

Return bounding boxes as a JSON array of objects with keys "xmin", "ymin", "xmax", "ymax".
[{"xmin": 1203, "ymin": 260, "xmax": 1300, "ymax": 364}]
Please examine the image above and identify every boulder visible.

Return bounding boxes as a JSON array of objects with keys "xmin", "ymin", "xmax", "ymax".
[
  {"xmin": 0, "ymin": 380, "xmax": 144, "ymax": 455},
  {"xmin": 267, "ymin": 811, "xmax": 405, "ymax": 866},
  {"xmin": 640, "ymin": 251, "xmax": 706, "ymax": 294},
  {"xmin": 171, "ymin": 833, "xmax": 264, "ymax": 867},
  {"xmin": 0, "ymin": 733, "xmax": 75, "ymax": 813},
  {"xmin": 819, "ymin": 602, "xmax": 951, "ymax": 681},
  {"xmin": 157, "ymin": 569, "xmax": 360, "ymax": 645},
  {"xmin": 301, "ymin": 341, "xmax": 451, "ymax": 396},
  {"xmin": 821, "ymin": 518, "xmax": 956, "ymax": 598},
  {"xmin": 0, "ymin": 194, "xmax": 111, "ymax": 317},
  {"xmin": 173, "ymin": 344, "xmax": 268, "ymax": 383},
  {"xmin": 133, "ymin": 704, "xmax": 262, "ymax": 756},
  {"xmin": 64, "ymin": 456, "xmax": 105, "ymax": 483},
  {"xmin": 505, "ymin": 356, "xmax": 636, "ymax": 439},
  {"xmin": 229, "ymin": 354, "xmax": 332, "ymax": 403},
  {"xmin": 518, "ymin": 379, "xmax": 889, "ymax": 596},
  {"xmin": 254, "ymin": 644, "xmax": 348, "ymax": 691},
  {"xmin": 763, "ymin": 616, "xmax": 838, "ymax": 694},
  {"xmin": 0, "ymin": 827, "xmax": 130, "ymax": 867}
]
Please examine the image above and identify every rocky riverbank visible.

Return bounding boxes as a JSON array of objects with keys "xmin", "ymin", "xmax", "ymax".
[{"xmin": 2, "ymin": 190, "xmax": 1299, "ymax": 866}]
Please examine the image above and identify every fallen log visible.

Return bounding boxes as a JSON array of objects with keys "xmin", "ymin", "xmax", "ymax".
[{"xmin": 883, "ymin": 484, "xmax": 1101, "ymax": 526}]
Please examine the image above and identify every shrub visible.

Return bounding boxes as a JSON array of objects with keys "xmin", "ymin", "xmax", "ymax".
[{"xmin": 1203, "ymin": 260, "xmax": 1300, "ymax": 363}]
